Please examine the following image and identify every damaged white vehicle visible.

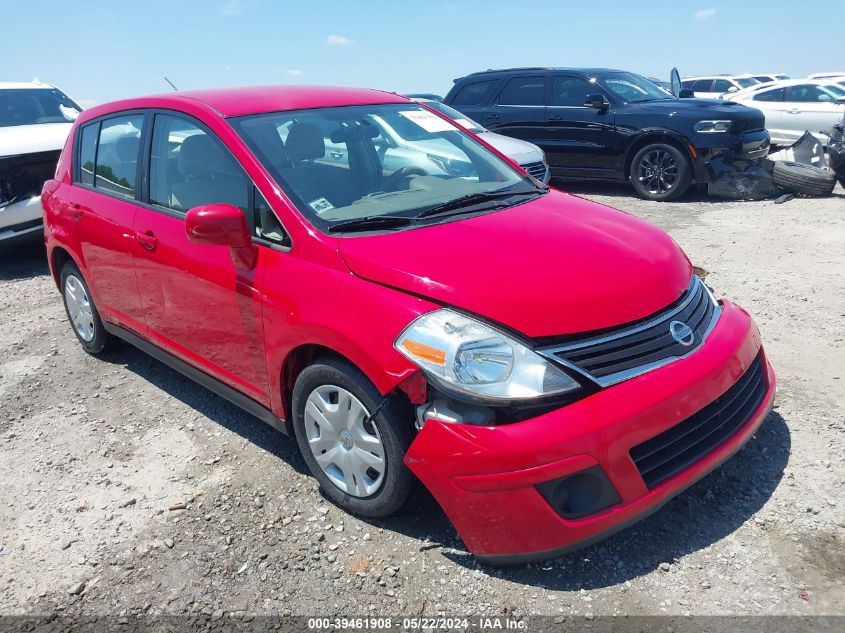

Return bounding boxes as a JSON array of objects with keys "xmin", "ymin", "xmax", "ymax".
[{"xmin": 1, "ymin": 81, "xmax": 80, "ymax": 246}]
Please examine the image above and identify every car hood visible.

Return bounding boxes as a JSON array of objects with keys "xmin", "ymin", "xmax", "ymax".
[
  {"xmin": 0, "ymin": 123, "xmax": 72, "ymax": 158},
  {"xmin": 477, "ymin": 132, "xmax": 544, "ymax": 164},
  {"xmin": 338, "ymin": 190, "xmax": 692, "ymax": 337},
  {"xmin": 636, "ymin": 99, "xmax": 755, "ymax": 117}
]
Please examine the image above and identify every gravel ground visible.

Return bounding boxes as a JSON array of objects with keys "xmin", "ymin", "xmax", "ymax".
[{"xmin": 1, "ymin": 184, "xmax": 843, "ymax": 625}]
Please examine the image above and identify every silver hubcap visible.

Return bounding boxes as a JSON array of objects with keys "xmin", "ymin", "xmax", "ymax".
[
  {"xmin": 64, "ymin": 275, "xmax": 95, "ymax": 342},
  {"xmin": 304, "ymin": 385, "xmax": 386, "ymax": 498}
]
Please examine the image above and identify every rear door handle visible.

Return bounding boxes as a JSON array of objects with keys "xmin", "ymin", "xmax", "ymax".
[
  {"xmin": 548, "ymin": 115, "xmax": 563, "ymax": 121},
  {"xmin": 136, "ymin": 230, "xmax": 158, "ymax": 251},
  {"xmin": 485, "ymin": 113, "xmax": 499, "ymax": 120},
  {"xmin": 787, "ymin": 109, "xmax": 801, "ymax": 114}
]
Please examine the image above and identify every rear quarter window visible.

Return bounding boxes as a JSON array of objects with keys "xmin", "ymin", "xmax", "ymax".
[{"xmin": 78, "ymin": 123, "xmax": 98, "ymax": 186}]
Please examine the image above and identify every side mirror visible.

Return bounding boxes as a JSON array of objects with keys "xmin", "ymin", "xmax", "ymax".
[
  {"xmin": 727, "ymin": 86, "xmax": 739, "ymax": 93},
  {"xmin": 584, "ymin": 93, "xmax": 609, "ymax": 110},
  {"xmin": 185, "ymin": 204, "xmax": 257, "ymax": 269},
  {"xmin": 679, "ymin": 89, "xmax": 695, "ymax": 98}
]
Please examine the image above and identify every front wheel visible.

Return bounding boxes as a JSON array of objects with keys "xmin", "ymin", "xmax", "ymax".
[
  {"xmin": 629, "ymin": 143, "xmax": 691, "ymax": 201},
  {"xmin": 292, "ymin": 357, "xmax": 417, "ymax": 517}
]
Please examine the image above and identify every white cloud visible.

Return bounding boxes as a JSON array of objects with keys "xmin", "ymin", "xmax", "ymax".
[
  {"xmin": 694, "ymin": 8, "xmax": 717, "ymax": 21},
  {"xmin": 217, "ymin": 1, "xmax": 243, "ymax": 15},
  {"xmin": 327, "ymin": 34, "xmax": 354, "ymax": 46},
  {"xmin": 284, "ymin": 69, "xmax": 304, "ymax": 76}
]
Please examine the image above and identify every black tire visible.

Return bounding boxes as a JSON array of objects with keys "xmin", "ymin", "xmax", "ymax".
[
  {"xmin": 59, "ymin": 262, "xmax": 113, "ymax": 355},
  {"xmin": 629, "ymin": 143, "xmax": 692, "ymax": 201},
  {"xmin": 291, "ymin": 356, "xmax": 417, "ymax": 517},
  {"xmin": 772, "ymin": 161, "xmax": 836, "ymax": 196}
]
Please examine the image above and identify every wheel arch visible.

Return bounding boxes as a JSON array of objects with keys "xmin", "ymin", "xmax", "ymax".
[
  {"xmin": 50, "ymin": 245, "xmax": 80, "ymax": 290},
  {"xmin": 623, "ymin": 131, "xmax": 695, "ymax": 180},
  {"xmin": 276, "ymin": 341, "xmax": 418, "ymax": 426}
]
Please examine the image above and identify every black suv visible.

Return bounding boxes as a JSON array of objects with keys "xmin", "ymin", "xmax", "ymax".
[{"xmin": 444, "ymin": 67, "xmax": 770, "ymax": 200}]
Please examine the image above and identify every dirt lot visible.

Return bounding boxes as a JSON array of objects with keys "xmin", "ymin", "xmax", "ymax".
[{"xmin": 1, "ymin": 184, "xmax": 844, "ymax": 625}]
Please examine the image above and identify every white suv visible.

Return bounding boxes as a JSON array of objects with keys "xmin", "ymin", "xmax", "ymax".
[
  {"xmin": 681, "ymin": 75, "xmax": 761, "ymax": 99},
  {"xmin": 0, "ymin": 81, "xmax": 81, "ymax": 246}
]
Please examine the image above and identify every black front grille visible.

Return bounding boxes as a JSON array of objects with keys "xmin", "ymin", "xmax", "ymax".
[
  {"xmin": 539, "ymin": 277, "xmax": 718, "ymax": 386},
  {"xmin": 731, "ymin": 117, "xmax": 765, "ymax": 135},
  {"xmin": 630, "ymin": 353, "xmax": 767, "ymax": 489},
  {"xmin": 521, "ymin": 161, "xmax": 547, "ymax": 179}
]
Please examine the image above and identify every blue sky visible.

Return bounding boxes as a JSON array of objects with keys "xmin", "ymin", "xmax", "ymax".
[{"xmin": 1, "ymin": 0, "xmax": 839, "ymax": 107}]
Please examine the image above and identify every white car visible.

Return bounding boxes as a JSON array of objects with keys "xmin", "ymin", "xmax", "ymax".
[
  {"xmin": 725, "ymin": 79, "xmax": 845, "ymax": 145},
  {"xmin": 417, "ymin": 99, "xmax": 550, "ymax": 182},
  {"xmin": 1, "ymin": 81, "xmax": 80, "ymax": 246},
  {"xmin": 680, "ymin": 74, "xmax": 761, "ymax": 99},
  {"xmin": 808, "ymin": 72, "xmax": 845, "ymax": 80},
  {"xmin": 751, "ymin": 73, "xmax": 790, "ymax": 83}
]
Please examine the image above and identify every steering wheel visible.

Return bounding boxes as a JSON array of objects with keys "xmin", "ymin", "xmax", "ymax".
[{"xmin": 382, "ymin": 166, "xmax": 427, "ymax": 191}]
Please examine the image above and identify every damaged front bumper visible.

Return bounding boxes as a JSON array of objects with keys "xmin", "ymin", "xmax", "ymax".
[
  {"xmin": 691, "ymin": 129, "xmax": 770, "ymax": 180},
  {"xmin": 0, "ymin": 196, "xmax": 43, "ymax": 246},
  {"xmin": 403, "ymin": 301, "xmax": 775, "ymax": 564},
  {"xmin": 0, "ymin": 149, "xmax": 59, "ymax": 246}
]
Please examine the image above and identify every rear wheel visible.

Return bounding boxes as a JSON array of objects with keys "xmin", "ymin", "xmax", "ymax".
[
  {"xmin": 60, "ymin": 262, "xmax": 113, "ymax": 355},
  {"xmin": 630, "ymin": 143, "xmax": 692, "ymax": 201},
  {"xmin": 292, "ymin": 357, "xmax": 416, "ymax": 517}
]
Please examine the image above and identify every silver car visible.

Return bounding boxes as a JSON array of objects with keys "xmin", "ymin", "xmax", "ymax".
[{"xmin": 414, "ymin": 99, "xmax": 550, "ymax": 183}]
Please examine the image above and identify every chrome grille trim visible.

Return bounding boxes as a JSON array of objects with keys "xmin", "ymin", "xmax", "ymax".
[{"xmin": 537, "ymin": 277, "xmax": 721, "ymax": 387}]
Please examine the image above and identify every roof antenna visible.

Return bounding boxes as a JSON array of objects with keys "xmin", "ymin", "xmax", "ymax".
[{"xmin": 164, "ymin": 76, "xmax": 179, "ymax": 92}]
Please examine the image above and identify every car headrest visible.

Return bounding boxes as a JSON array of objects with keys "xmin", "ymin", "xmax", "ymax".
[
  {"xmin": 330, "ymin": 121, "xmax": 380, "ymax": 144},
  {"xmin": 178, "ymin": 134, "xmax": 231, "ymax": 177},
  {"xmin": 115, "ymin": 136, "xmax": 140, "ymax": 162},
  {"xmin": 286, "ymin": 123, "xmax": 325, "ymax": 161}
]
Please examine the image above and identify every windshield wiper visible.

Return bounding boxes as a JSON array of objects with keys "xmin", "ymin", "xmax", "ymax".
[
  {"xmin": 327, "ymin": 215, "xmax": 413, "ymax": 234},
  {"xmin": 415, "ymin": 189, "xmax": 542, "ymax": 219}
]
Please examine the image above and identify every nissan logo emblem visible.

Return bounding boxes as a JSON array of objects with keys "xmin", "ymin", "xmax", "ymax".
[{"xmin": 669, "ymin": 320, "xmax": 695, "ymax": 347}]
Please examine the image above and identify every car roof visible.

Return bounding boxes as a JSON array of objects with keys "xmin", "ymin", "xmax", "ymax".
[
  {"xmin": 77, "ymin": 85, "xmax": 409, "ymax": 120},
  {"xmin": 0, "ymin": 80, "xmax": 57, "ymax": 90},
  {"xmin": 459, "ymin": 67, "xmax": 624, "ymax": 79}
]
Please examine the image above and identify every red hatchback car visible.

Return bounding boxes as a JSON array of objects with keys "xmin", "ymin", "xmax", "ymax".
[{"xmin": 42, "ymin": 86, "xmax": 775, "ymax": 564}]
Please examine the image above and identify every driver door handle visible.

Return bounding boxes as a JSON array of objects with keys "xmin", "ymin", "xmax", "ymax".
[{"xmin": 136, "ymin": 230, "xmax": 158, "ymax": 251}]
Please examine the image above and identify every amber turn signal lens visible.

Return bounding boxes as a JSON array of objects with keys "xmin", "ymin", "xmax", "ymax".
[{"xmin": 401, "ymin": 339, "xmax": 447, "ymax": 365}]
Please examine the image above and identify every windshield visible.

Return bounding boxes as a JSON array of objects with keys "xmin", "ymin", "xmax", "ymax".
[
  {"xmin": 736, "ymin": 77, "xmax": 760, "ymax": 89},
  {"xmin": 231, "ymin": 103, "xmax": 530, "ymax": 233},
  {"xmin": 0, "ymin": 88, "xmax": 81, "ymax": 127},
  {"xmin": 421, "ymin": 101, "xmax": 485, "ymax": 133},
  {"xmin": 599, "ymin": 72, "xmax": 673, "ymax": 103}
]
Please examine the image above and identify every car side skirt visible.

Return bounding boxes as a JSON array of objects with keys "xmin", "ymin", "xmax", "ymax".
[{"xmin": 102, "ymin": 322, "xmax": 290, "ymax": 436}]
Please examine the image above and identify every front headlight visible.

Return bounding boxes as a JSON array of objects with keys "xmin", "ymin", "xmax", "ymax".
[
  {"xmin": 694, "ymin": 120, "xmax": 732, "ymax": 133},
  {"xmin": 394, "ymin": 309, "xmax": 581, "ymax": 401}
]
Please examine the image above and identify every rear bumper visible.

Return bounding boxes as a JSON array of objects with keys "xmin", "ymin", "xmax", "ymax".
[
  {"xmin": 404, "ymin": 300, "xmax": 775, "ymax": 562},
  {"xmin": 0, "ymin": 196, "xmax": 43, "ymax": 246}
]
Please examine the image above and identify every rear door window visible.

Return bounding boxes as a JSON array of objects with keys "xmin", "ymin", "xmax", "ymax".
[
  {"xmin": 692, "ymin": 79, "xmax": 714, "ymax": 92},
  {"xmin": 94, "ymin": 114, "xmax": 144, "ymax": 199},
  {"xmin": 497, "ymin": 76, "xmax": 548, "ymax": 106},
  {"xmin": 451, "ymin": 80, "xmax": 498, "ymax": 106},
  {"xmin": 754, "ymin": 87, "xmax": 785, "ymax": 102}
]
